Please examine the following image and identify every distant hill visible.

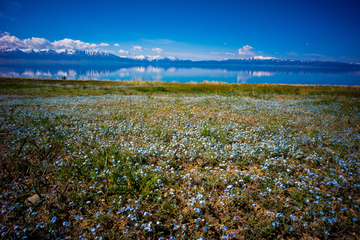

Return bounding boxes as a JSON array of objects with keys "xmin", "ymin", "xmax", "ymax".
[
  {"xmin": 0, "ymin": 48, "xmax": 131, "ymax": 62},
  {"xmin": 1, "ymin": 48, "xmax": 360, "ymax": 69}
]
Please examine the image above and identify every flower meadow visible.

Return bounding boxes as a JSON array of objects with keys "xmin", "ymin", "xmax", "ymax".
[{"xmin": 0, "ymin": 84, "xmax": 360, "ymax": 239}]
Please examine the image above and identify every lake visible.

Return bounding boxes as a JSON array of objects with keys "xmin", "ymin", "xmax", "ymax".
[{"xmin": 1, "ymin": 64, "xmax": 359, "ymax": 85}]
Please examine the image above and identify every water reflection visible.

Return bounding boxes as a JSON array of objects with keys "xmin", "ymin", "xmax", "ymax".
[
  {"xmin": 237, "ymin": 71, "xmax": 276, "ymax": 83},
  {"xmin": 0, "ymin": 65, "xmax": 359, "ymax": 85}
]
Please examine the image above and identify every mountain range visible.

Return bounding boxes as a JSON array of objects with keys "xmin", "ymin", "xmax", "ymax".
[{"xmin": 1, "ymin": 48, "xmax": 360, "ymax": 69}]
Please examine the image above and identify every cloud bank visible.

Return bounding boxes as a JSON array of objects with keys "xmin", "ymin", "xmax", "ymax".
[
  {"xmin": 131, "ymin": 45, "xmax": 142, "ymax": 51},
  {"xmin": 0, "ymin": 33, "xmax": 109, "ymax": 52},
  {"xmin": 52, "ymin": 38, "xmax": 98, "ymax": 50},
  {"xmin": 118, "ymin": 49, "xmax": 129, "ymax": 55},
  {"xmin": 152, "ymin": 47, "xmax": 163, "ymax": 53},
  {"xmin": 0, "ymin": 33, "xmax": 282, "ymax": 61}
]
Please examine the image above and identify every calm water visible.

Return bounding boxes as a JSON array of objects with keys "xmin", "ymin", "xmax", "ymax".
[{"xmin": 1, "ymin": 65, "xmax": 359, "ymax": 85}]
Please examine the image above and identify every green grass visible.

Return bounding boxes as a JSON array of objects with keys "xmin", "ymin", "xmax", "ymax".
[
  {"xmin": 130, "ymin": 81, "xmax": 360, "ymax": 97},
  {"xmin": 1, "ymin": 77, "xmax": 360, "ymax": 98}
]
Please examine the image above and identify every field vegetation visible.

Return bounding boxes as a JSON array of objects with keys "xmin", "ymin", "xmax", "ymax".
[{"xmin": 0, "ymin": 77, "xmax": 360, "ymax": 239}]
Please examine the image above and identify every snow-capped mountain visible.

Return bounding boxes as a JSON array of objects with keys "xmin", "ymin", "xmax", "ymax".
[
  {"xmin": 0, "ymin": 48, "xmax": 183, "ymax": 63},
  {"xmin": 1, "ymin": 47, "xmax": 359, "ymax": 69},
  {"xmin": 249, "ymin": 56, "xmax": 277, "ymax": 60},
  {"xmin": 129, "ymin": 55, "xmax": 181, "ymax": 61},
  {"xmin": 0, "ymin": 48, "xmax": 126, "ymax": 62},
  {"xmin": 1, "ymin": 47, "xmax": 113, "ymax": 56}
]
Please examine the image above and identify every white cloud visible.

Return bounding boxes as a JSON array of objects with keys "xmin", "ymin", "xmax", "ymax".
[
  {"xmin": 238, "ymin": 45, "xmax": 255, "ymax": 56},
  {"xmin": 114, "ymin": 43, "xmax": 120, "ymax": 47},
  {"xmin": 131, "ymin": 45, "xmax": 142, "ymax": 51},
  {"xmin": 99, "ymin": 43, "xmax": 109, "ymax": 47},
  {"xmin": 118, "ymin": 49, "xmax": 129, "ymax": 55},
  {"xmin": 225, "ymin": 53, "xmax": 235, "ymax": 55},
  {"xmin": 152, "ymin": 47, "xmax": 163, "ymax": 53},
  {"xmin": 53, "ymin": 38, "xmax": 98, "ymax": 50},
  {"xmin": 0, "ymin": 34, "xmax": 25, "ymax": 48},
  {"xmin": 23, "ymin": 37, "xmax": 52, "ymax": 49},
  {"xmin": 0, "ymin": 33, "xmax": 115, "ymax": 53},
  {"xmin": 0, "ymin": 35, "xmax": 53, "ymax": 49},
  {"xmin": 237, "ymin": 45, "xmax": 276, "ymax": 60}
]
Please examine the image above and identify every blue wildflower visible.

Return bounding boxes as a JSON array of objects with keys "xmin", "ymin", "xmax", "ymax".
[
  {"xmin": 51, "ymin": 216, "xmax": 57, "ymax": 223},
  {"xmin": 62, "ymin": 221, "xmax": 70, "ymax": 227},
  {"xmin": 36, "ymin": 222, "xmax": 45, "ymax": 229},
  {"xmin": 290, "ymin": 214, "xmax": 297, "ymax": 222},
  {"xmin": 75, "ymin": 215, "xmax": 84, "ymax": 221}
]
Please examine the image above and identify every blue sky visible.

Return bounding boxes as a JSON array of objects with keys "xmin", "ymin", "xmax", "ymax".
[{"xmin": 1, "ymin": 0, "xmax": 360, "ymax": 62}]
